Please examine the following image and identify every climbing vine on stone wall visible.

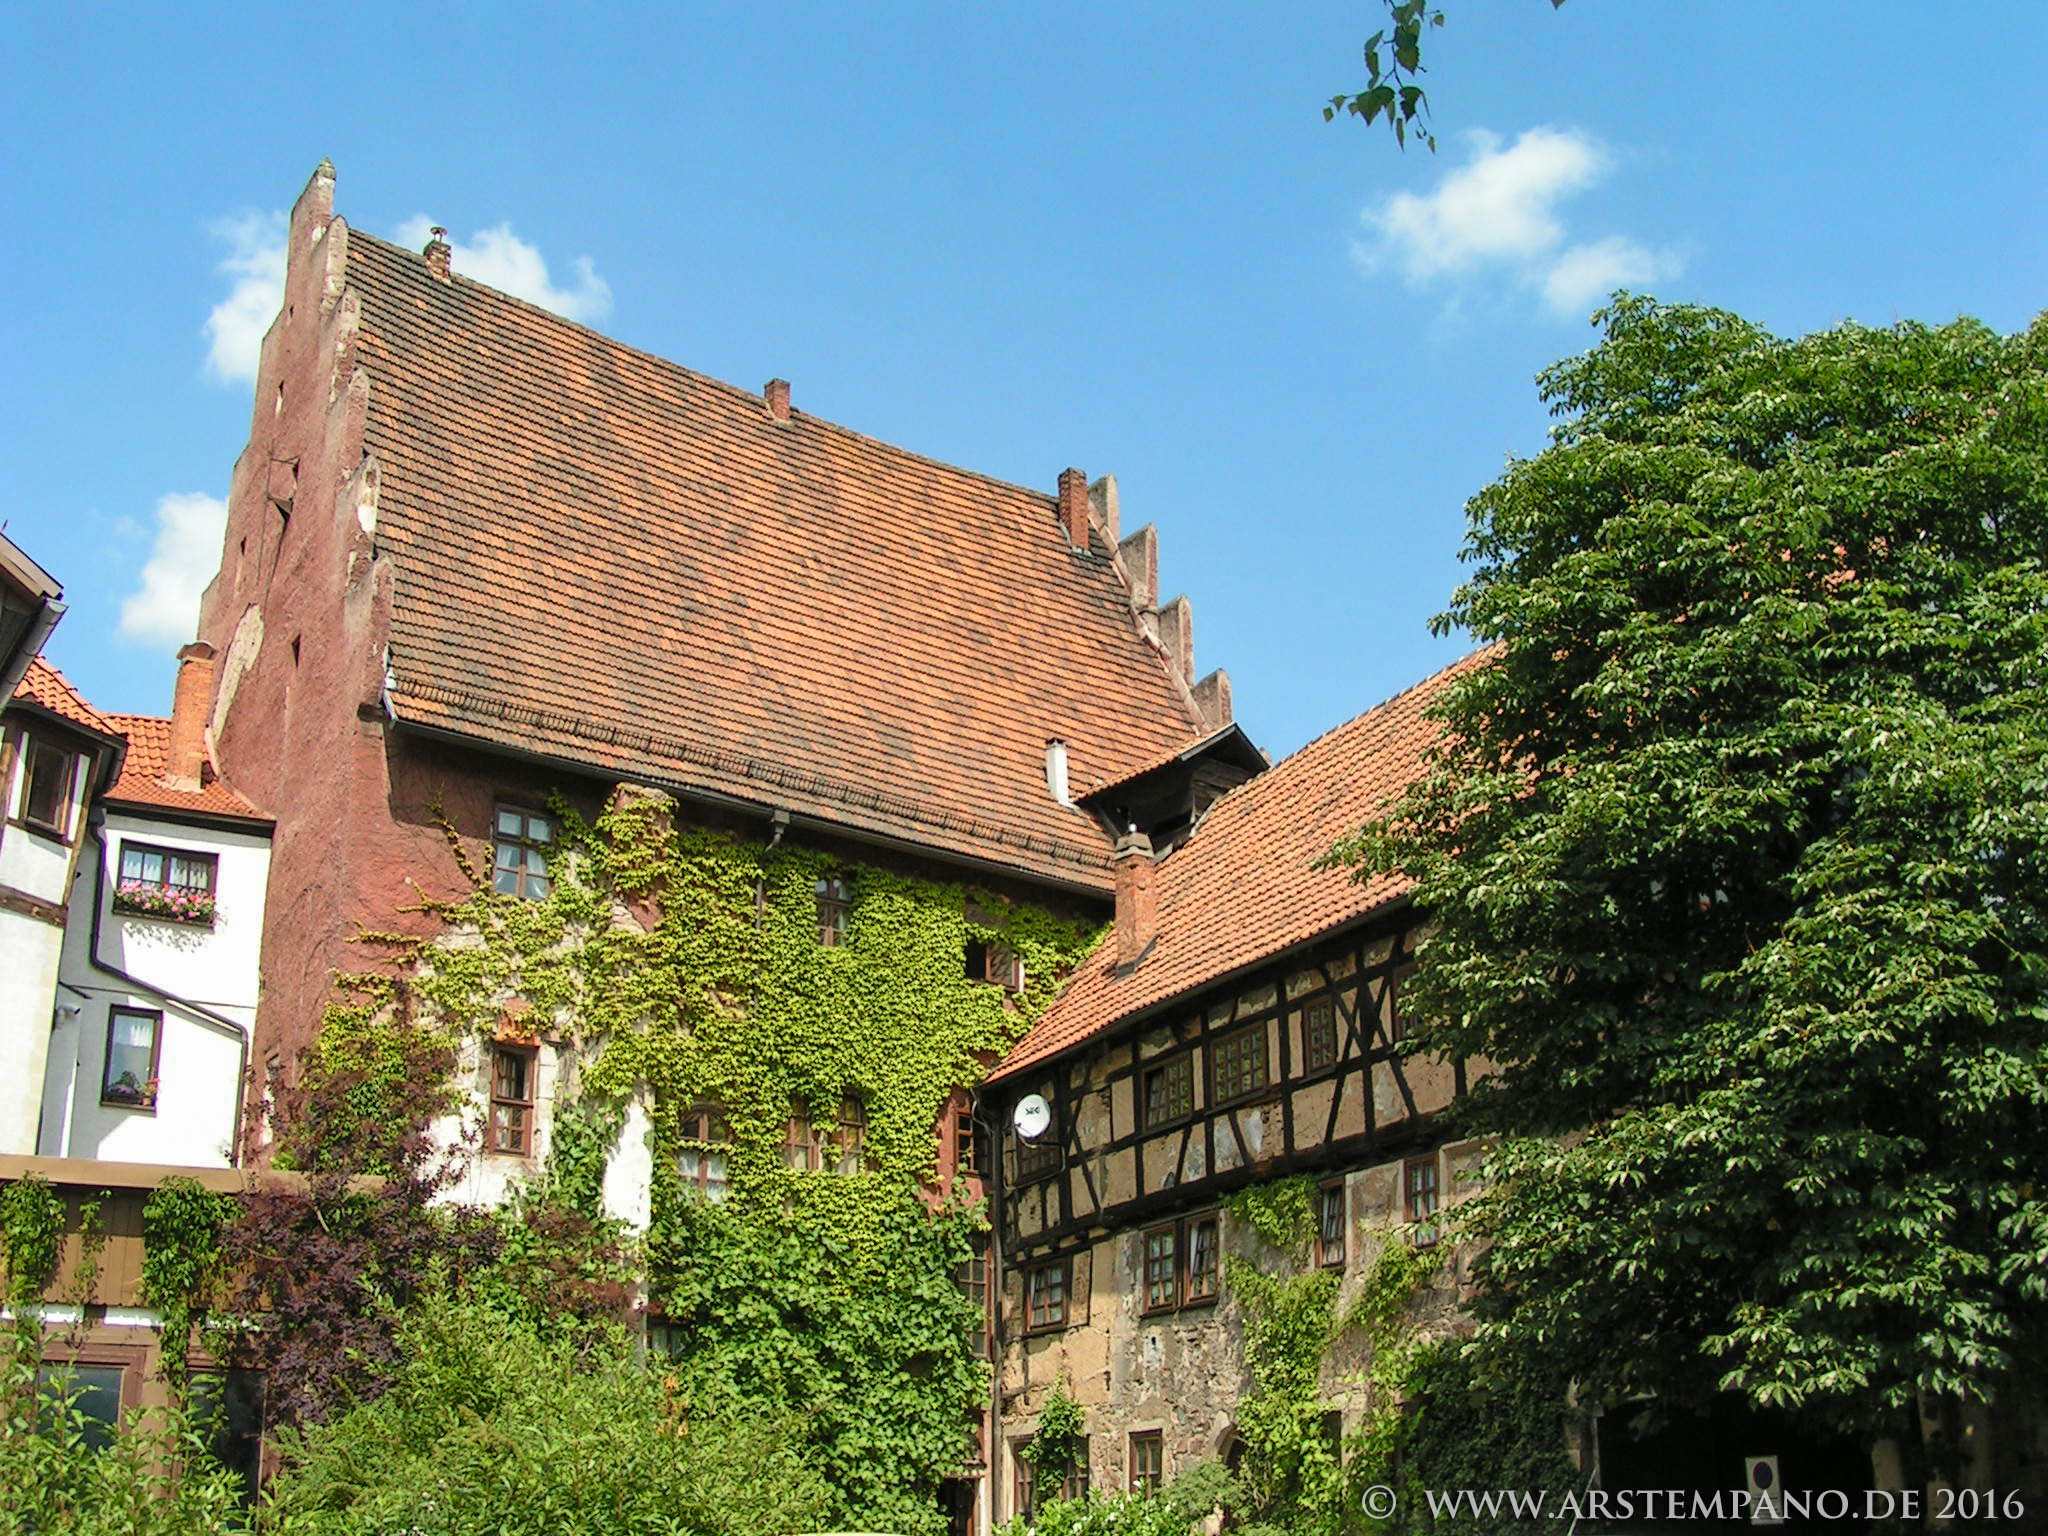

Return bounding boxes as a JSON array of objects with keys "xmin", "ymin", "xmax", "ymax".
[{"xmin": 323, "ymin": 784, "xmax": 1101, "ymax": 1534}]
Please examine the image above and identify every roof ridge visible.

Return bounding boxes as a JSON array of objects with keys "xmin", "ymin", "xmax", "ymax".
[{"xmin": 349, "ymin": 229, "xmax": 1068, "ymax": 511}]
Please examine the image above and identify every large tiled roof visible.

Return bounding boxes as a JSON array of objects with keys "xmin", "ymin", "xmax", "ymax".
[
  {"xmin": 343, "ymin": 232, "xmax": 1207, "ymax": 889},
  {"xmin": 105, "ymin": 714, "xmax": 268, "ymax": 823},
  {"xmin": 11, "ymin": 657, "xmax": 120, "ymax": 739},
  {"xmin": 993, "ymin": 653, "xmax": 1484, "ymax": 1080}
]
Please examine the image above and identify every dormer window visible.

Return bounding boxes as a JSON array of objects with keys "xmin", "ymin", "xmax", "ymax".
[{"xmin": 493, "ymin": 807, "xmax": 554, "ymax": 900}]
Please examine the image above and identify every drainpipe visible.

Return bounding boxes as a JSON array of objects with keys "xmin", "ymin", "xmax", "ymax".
[
  {"xmin": 82, "ymin": 810, "xmax": 252, "ymax": 1165},
  {"xmin": 983, "ymin": 1088, "xmax": 1007, "ymax": 1530}
]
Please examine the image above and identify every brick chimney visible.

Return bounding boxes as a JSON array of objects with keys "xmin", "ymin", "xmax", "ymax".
[
  {"xmin": 764, "ymin": 378, "xmax": 791, "ymax": 422},
  {"xmin": 164, "ymin": 642, "xmax": 217, "ymax": 792},
  {"xmin": 1113, "ymin": 830, "xmax": 1158, "ymax": 969},
  {"xmin": 423, "ymin": 227, "xmax": 452, "ymax": 281},
  {"xmin": 1058, "ymin": 468, "xmax": 1091, "ymax": 548}
]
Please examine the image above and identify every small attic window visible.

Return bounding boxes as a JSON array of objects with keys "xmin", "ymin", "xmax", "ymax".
[{"xmin": 965, "ymin": 938, "xmax": 1024, "ymax": 993}]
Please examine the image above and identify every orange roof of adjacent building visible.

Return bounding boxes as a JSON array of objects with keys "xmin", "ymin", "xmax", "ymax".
[
  {"xmin": 342, "ymin": 232, "xmax": 1210, "ymax": 890},
  {"xmin": 12, "ymin": 657, "xmax": 121, "ymax": 739},
  {"xmin": 993, "ymin": 653, "xmax": 1483, "ymax": 1080},
  {"xmin": 105, "ymin": 714, "xmax": 267, "ymax": 823}
]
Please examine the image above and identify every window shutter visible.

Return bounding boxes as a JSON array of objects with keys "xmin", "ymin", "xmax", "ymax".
[{"xmin": 1069, "ymin": 1247, "xmax": 1092, "ymax": 1327}]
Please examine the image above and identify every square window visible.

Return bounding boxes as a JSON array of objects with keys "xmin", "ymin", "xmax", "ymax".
[
  {"xmin": 816, "ymin": 877, "xmax": 850, "ymax": 946},
  {"xmin": 1140, "ymin": 1214, "xmax": 1218, "ymax": 1311},
  {"xmin": 1405, "ymin": 1156, "xmax": 1441, "ymax": 1246},
  {"xmin": 1015, "ymin": 1122, "xmax": 1061, "ymax": 1183},
  {"xmin": 1026, "ymin": 1258, "xmax": 1069, "ymax": 1331},
  {"xmin": 115, "ymin": 841, "xmax": 219, "ymax": 925},
  {"xmin": 36, "ymin": 1363, "xmax": 125, "ymax": 1453},
  {"xmin": 1141, "ymin": 1054, "xmax": 1193, "ymax": 1129},
  {"xmin": 1129, "ymin": 1430, "xmax": 1164, "ymax": 1493},
  {"xmin": 966, "ymin": 936, "xmax": 1026, "ymax": 992},
  {"xmin": 1316, "ymin": 1183, "xmax": 1347, "ymax": 1269},
  {"xmin": 492, "ymin": 807, "xmax": 554, "ymax": 900},
  {"xmin": 101, "ymin": 1007, "xmax": 162, "ymax": 1110},
  {"xmin": 1210, "ymin": 1022, "xmax": 1269, "ymax": 1104},
  {"xmin": 1302, "ymin": 995, "xmax": 1338, "ymax": 1072},
  {"xmin": 21, "ymin": 735, "xmax": 78, "ymax": 838},
  {"xmin": 489, "ymin": 1045, "xmax": 537, "ymax": 1156}
]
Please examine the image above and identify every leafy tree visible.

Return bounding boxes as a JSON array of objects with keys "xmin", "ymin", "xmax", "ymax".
[
  {"xmin": 1332, "ymin": 298, "xmax": 2048, "ymax": 1471},
  {"xmin": 1328, "ymin": 0, "xmax": 1567, "ymax": 149}
]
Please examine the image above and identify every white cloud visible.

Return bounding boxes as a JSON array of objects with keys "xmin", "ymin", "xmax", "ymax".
[
  {"xmin": 1358, "ymin": 126, "xmax": 1679, "ymax": 319},
  {"xmin": 119, "ymin": 492, "xmax": 227, "ymax": 651},
  {"xmin": 1540, "ymin": 236, "xmax": 1682, "ymax": 318},
  {"xmin": 395, "ymin": 216, "xmax": 612, "ymax": 323},
  {"xmin": 203, "ymin": 211, "xmax": 287, "ymax": 385}
]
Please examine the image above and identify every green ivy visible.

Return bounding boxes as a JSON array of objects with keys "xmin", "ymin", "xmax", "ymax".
[
  {"xmin": 323, "ymin": 786, "xmax": 1101, "ymax": 1534},
  {"xmin": 140, "ymin": 1178, "xmax": 231, "ymax": 1391},
  {"xmin": 1022, "ymin": 1375, "xmax": 1088, "ymax": 1481},
  {"xmin": 0, "ymin": 1177, "xmax": 64, "ymax": 1308}
]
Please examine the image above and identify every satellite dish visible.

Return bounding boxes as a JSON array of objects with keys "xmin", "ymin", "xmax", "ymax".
[{"xmin": 1013, "ymin": 1094, "xmax": 1052, "ymax": 1141}]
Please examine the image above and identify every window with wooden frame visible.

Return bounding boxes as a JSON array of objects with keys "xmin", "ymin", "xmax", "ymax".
[
  {"xmin": 1405, "ymin": 1155, "xmax": 1441, "ymax": 1246},
  {"xmin": 115, "ymin": 841, "xmax": 219, "ymax": 925},
  {"xmin": 1210, "ymin": 1021, "xmax": 1269, "ymax": 1104},
  {"xmin": 101, "ymin": 1006, "xmax": 162, "ymax": 1110},
  {"xmin": 1141, "ymin": 1213, "xmax": 1219, "ymax": 1313},
  {"xmin": 1012, "ymin": 1441, "xmax": 1037, "ymax": 1520},
  {"xmin": 958, "ymin": 1242, "xmax": 991, "ymax": 1358},
  {"xmin": 816, "ymin": 877, "xmax": 850, "ymax": 946},
  {"xmin": 678, "ymin": 1102, "xmax": 731, "ymax": 1202},
  {"xmin": 492, "ymin": 806, "xmax": 554, "ymax": 900},
  {"xmin": 488, "ymin": 1044, "xmax": 537, "ymax": 1156},
  {"xmin": 965, "ymin": 935, "xmax": 1025, "ymax": 993},
  {"xmin": 1060, "ymin": 1438, "xmax": 1091, "ymax": 1501},
  {"xmin": 1128, "ymin": 1430, "xmax": 1165, "ymax": 1493},
  {"xmin": 1301, "ymin": 994, "xmax": 1339, "ymax": 1073},
  {"xmin": 783, "ymin": 1100, "xmax": 822, "ymax": 1171},
  {"xmin": 1316, "ymin": 1181, "xmax": 1347, "ymax": 1268},
  {"xmin": 833, "ymin": 1094, "xmax": 868, "ymax": 1174},
  {"xmin": 953, "ymin": 1108, "xmax": 984, "ymax": 1177},
  {"xmin": 1140, "ymin": 1052, "xmax": 1194, "ymax": 1129},
  {"xmin": 18, "ymin": 732, "xmax": 80, "ymax": 839},
  {"xmin": 1388, "ymin": 961, "xmax": 1416, "ymax": 1044},
  {"xmin": 36, "ymin": 1362, "xmax": 126, "ymax": 1453},
  {"xmin": 1014, "ymin": 1123, "xmax": 1061, "ymax": 1183},
  {"xmin": 1025, "ymin": 1257, "xmax": 1071, "ymax": 1332}
]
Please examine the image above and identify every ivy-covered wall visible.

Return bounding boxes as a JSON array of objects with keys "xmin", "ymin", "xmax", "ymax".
[{"xmin": 322, "ymin": 780, "xmax": 1104, "ymax": 1533}]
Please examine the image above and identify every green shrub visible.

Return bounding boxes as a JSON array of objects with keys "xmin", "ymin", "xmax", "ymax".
[{"xmin": 260, "ymin": 1295, "xmax": 827, "ymax": 1536}]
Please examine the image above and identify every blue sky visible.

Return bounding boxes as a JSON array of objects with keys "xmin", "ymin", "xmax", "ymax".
[{"xmin": 3, "ymin": 3, "xmax": 2044, "ymax": 760}]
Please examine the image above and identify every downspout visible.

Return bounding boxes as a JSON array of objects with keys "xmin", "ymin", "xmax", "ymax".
[
  {"xmin": 982, "ymin": 1088, "xmax": 1007, "ymax": 1529},
  {"xmin": 82, "ymin": 810, "xmax": 251, "ymax": 1165}
]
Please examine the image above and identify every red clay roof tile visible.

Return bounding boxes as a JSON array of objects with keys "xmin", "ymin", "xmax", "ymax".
[
  {"xmin": 342, "ymin": 232, "xmax": 1208, "ymax": 890},
  {"xmin": 104, "ymin": 714, "xmax": 268, "ymax": 823},
  {"xmin": 992, "ymin": 652, "xmax": 1485, "ymax": 1079},
  {"xmin": 12, "ymin": 657, "xmax": 121, "ymax": 739}
]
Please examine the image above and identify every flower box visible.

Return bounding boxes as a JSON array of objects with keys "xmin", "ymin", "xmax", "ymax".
[{"xmin": 112, "ymin": 881, "xmax": 217, "ymax": 927}]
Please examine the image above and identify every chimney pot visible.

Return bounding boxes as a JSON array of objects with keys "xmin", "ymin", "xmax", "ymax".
[
  {"xmin": 423, "ymin": 226, "xmax": 452, "ymax": 281},
  {"xmin": 164, "ymin": 642, "xmax": 217, "ymax": 792},
  {"xmin": 1057, "ymin": 468, "xmax": 1091, "ymax": 548},
  {"xmin": 1113, "ymin": 830, "xmax": 1158, "ymax": 969},
  {"xmin": 764, "ymin": 378, "xmax": 791, "ymax": 422}
]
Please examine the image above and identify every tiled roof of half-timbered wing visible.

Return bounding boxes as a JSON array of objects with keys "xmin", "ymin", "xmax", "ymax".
[
  {"xmin": 344, "ymin": 232, "xmax": 1208, "ymax": 890},
  {"xmin": 993, "ymin": 652, "xmax": 1486, "ymax": 1080}
]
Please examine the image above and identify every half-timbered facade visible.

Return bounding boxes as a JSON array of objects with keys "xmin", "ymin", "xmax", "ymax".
[{"xmin": 980, "ymin": 657, "xmax": 1490, "ymax": 1512}]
